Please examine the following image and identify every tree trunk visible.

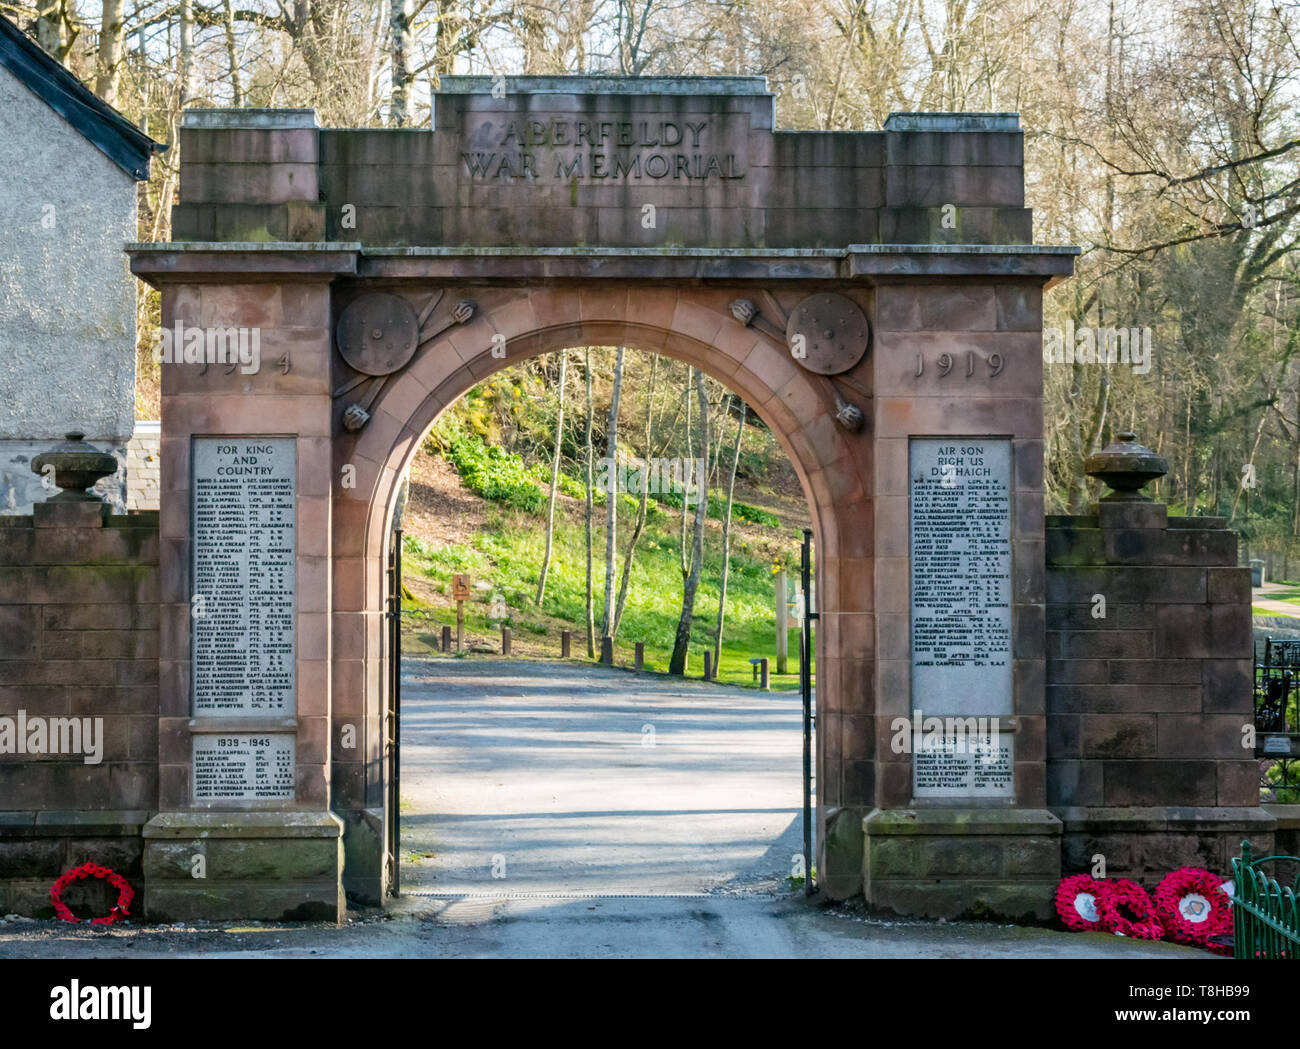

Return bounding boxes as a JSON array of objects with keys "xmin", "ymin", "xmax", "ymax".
[
  {"xmin": 95, "ymin": 0, "xmax": 125, "ymax": 104},
  {"xmin": 600, "ymin": 347, "xmax": 624, "ymax": 636},
  {"xmin": 679, "ymin": 370, "xmax": 692, "ymax": 579},
  {"xmin": 389, "ymin": 0, "xmax": 413, "ymax": 126},
  {"xmin": 712, "ymin": 396, "xmax": 745, "ymax": 670},
  {"xmin": 221, "ymin": 0, "xmax": 243, "ymax": 106},
  {"xmin": 669, "ymin": 369, "xmax": 709, "ymax": 675},
  {"xmin": 535, "ymin": 350, "xmax": 567, "ymax": 606},
  {"xmin": 613, "ymin": 355, "xmax": 658, "ymax": 636},
  {"xmin": 179, "ymin": 0, "xmax": 195, "ymax": 106},
  {"xmin": 36, "ymin": 0, "xmax": 75, "ymax": 64},
  {"xmin": 584, "ymin": 348, "xmax": 596, "ymax": 658}
]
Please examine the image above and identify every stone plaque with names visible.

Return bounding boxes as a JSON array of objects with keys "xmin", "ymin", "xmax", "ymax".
[
  {"xmin": 910, "ymin": 438, "xmax": 1013, "ymax": 797},
  {"xmin": 192, "ymin": 438, "xmax": 295, "ymax": 715},
  {"xmin": 913, "ymin": 730, "xmax": 1014, "ymax": 798},
  {"xmin": 193, "ymin": 734, "xmax": 295, "ymax": 802},
  {"xmin": 910, "ymin": 439, "xmax": 1013, "ymax": 713}
]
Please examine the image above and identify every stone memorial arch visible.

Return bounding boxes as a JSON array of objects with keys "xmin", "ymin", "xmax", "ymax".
[{"xmin": 125, "ymin": 77, "xmax": 1087, "ymax": 920}]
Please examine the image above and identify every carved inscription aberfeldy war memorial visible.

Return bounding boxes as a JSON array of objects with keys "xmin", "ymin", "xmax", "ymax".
[
  {"xmin": 192, "ymin": 438, "xmax": 296, "ymax": 716},
  {"xmin": 460, "ymin": 119, "xmax": 746, "ymax": 182},
  {"xmin": 909, "ymin": 439, "xmax": 1014, "ymax": 798}
]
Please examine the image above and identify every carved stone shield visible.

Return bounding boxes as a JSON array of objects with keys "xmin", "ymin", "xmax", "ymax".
[
  {"xmin": 336, "ymin": 293, "xmax": 420, "ymax": 376},
  {"xmin": 785, "ymin": 293, "xmax": 871, "ymax": 375}
]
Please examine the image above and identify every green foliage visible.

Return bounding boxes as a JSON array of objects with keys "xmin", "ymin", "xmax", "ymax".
[
  {"xmin": 1266, "ymin": 762, "xmax": 1300, "ymax": 804},
  {"xmin": 656, "ymin": 490, "xmax": 782, "ymax": 529},
  {"xmin": 400, "ymin": 503, "xmax": 809, "ymax": 689},
  {"xmin": 442, "ymin": 430, "xmax": 547, "ymax": 514}
]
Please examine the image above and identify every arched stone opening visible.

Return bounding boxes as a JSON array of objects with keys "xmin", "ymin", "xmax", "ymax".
[{"xmin": 330, "ymin": 284, "xmax": 872, "ymax": 903}]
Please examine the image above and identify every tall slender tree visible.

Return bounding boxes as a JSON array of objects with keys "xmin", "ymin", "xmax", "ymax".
[
  {"xmin": 600, "ymin": 346, "xmax": 625, "ymax": 638},
  {"xmin": 670, "ymin": 368, "xmax": 709, "ymax": 675},
  {"xmin": 583, "ymin": 347, "xmax": 596, "ymax": 658},
  {"xmin": 712, "ymin": 395, "xmax": 745, "ymax": 671},
  {"xmin": 535, "ymin": 350, "xmax": 567, "ymax": 606}
]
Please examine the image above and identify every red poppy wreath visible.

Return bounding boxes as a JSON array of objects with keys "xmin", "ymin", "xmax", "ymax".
[
  {"xmin": 1098, "ymin": 878, "xmax": 1165, "ymax": 939},
  {"xmin": 1154, "ymin": 867, "xmax": 1232, "ymax": 946},
  {"xmin": 1055, "ymin": 873, "xmax": 1110, "ymax": 932},
  {"xmin": 49, "ymin": 863, "xmax": 134, "ymax": 926}
]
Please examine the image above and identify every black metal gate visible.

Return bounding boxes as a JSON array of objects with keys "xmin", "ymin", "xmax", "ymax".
[
  {"xmin": 385, "ymin": 528, "xmax": 403, "ymax": 896},
  {"xmin": 1256, "ymin": 636, "xmax": 1300, "ymax": 801},
  {"xmin": 800, "ymin": 527, "xmax": 817, "ymax": 897}
]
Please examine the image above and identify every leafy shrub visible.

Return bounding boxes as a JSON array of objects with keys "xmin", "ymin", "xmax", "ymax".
[
  {"xmin": 443, "ymin": 432, "xmax": 546, "ymax": 513},
  {"xmin": 656, "ymin": 491, "xmax": 782, "ymax": 529},
  {"xmin": 733, "ymin": 502, "xmax": 782, "ymax": 528}
]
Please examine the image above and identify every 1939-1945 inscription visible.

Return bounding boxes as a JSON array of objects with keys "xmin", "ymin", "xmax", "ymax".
[{"xmin": 193, "ymin": 734, "xmax": 294, "ymax": 802}]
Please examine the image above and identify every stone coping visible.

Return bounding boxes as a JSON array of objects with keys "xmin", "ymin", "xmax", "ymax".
[
  {"xmin": 434, "ymin": 74, "xmax": 770, "ymax": 96},
  {"xmin": 127, "ymin": 241, "xmax": 1079, "ymax": 284},
  {"xmin": 864, "ymin": 808, "xmax": 1063, "ymax": 835},
  {"xmin": 143, "ymin": 811, "xmax": 344, "ymax": 839},
  {"xmin": 1046, "ymin": 513, "xmax": 1232, "ymax": 530},
  {"xmin": 182, "ymin": 108, "xmax": 321, "ymax": 129},
  {"xmin": 1262, "ymin": 804, "xmax": 1300, "ymax": 830},
  {"xmin": 1053, "ymin": 806, "xmax": 1277, "ymax": 832},
  {"xmin": 0, "ymin": 810, "xmax": 152, "ymax": 834},
  {"xmin": 882, "ymin": 112, "xmax": 1021, "ymax": 132},
  {"xmin": 128, "ymin": 241, "xmax": 1080, "ymax": 257}
]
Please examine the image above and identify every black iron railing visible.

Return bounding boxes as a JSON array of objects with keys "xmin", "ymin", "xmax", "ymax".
[{"xmin": 1255, "ymin": 638, "xmax": 1300, "ymax": 799}]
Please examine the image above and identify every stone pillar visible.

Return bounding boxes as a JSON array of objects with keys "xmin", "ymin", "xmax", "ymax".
[
  {"xmin": 141, "ymin": 163, "xmax": 352, "ymax": 918},
  {"xmin": 861, "ymin": 141, "xmax": 1061, "ymax": 915},
  {"xmin": 1046, "ymin": 433, "xmax": 1273, "ymax": 880}
]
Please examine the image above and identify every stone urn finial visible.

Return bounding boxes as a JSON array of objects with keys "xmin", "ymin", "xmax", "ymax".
[
  {"xmin": 31, "ymin": 432, "xmax": 119, "ymax": 502},
  {"xmin": 1084, "ymin": 430, "xmax": 1169, "ymax": 502}
]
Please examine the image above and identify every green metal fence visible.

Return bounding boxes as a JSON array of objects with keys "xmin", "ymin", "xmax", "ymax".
[{"xmin": 1232, "ymin": 841, "xmax": 1300, "ymax": 959}]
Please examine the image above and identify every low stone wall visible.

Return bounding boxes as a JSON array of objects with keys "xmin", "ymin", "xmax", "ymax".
[
  {"xmin": 1045, "ymin": 501, "xmax": 1273, "ymax": 885},
  {"xmin": 0, "ymin": 494, "xmax": 1270, "ymax": 920},
  {"xmin": 0, "ymin": 501, "xmax": 158, "ymax": 915}
]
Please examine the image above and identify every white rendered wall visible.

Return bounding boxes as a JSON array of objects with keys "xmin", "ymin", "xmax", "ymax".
[{"xmin": 0, "ymin": 63, "xmax": 138, "ymax": 510}]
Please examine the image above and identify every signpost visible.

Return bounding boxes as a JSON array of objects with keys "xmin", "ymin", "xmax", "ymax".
[
  {"xmin": 452, "ymin": 573, "xmax": 471, "ymax": 653},
  {"xmin": 775, "ymin": 568, "xmax": 788, "ymax": 675}
]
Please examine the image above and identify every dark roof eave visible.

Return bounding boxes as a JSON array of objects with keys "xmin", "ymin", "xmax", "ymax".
[{"xmin": 0, "ymin": 15, "xmax": 166, "ymax": 181}]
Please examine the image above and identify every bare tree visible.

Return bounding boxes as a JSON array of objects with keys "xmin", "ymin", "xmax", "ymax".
[
  {"xmin": 94, "ymin": 0, "xmax": 124, "ymax": 103},
  {"xmin": 535, "ymin": 349, "xmax": 567, "ymax": 606},
  {"xmin": 389, "ymin": 0, "xmax": 413, "ymax": 125},
  {"xmin": 612, "ymin": 354, "xmax": 658, "ymax": 636},
  {"xmin": 600, "ymin": 345, "xmax": 625, "ymax": 638},
  {"xmin": 669, "ymin": 368, "xmax": 709, "ymax": 675},
  {"xmin": 712, "ymin": 395, "xmax": 745, "ymax": 671},
  {"xmin": 583, "ymin": 347, "xmax": 596, "ymax": 658}
]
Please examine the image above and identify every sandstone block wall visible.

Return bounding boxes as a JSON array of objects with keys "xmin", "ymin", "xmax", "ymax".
[
  {"xmin": 0, "ymin": 501, "xmax": 159, "ymax": 915},
  {"xmin": 1045, "ymin": 500, "xmax": 1270, "ymax": 881},
  {"xmin": 170, "ymin": 88, "xmax": 1033, "ymax": 250}
]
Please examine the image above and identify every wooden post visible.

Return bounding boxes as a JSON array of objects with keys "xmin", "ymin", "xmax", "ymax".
[
  {"xmin": 703, "ymin": 650, "xmax": 713, "ymax": 681},
  {"xmin": 775, "ymin": 568, "xmax": 788, "ymax": 675},
  {"xmin": 600, "ymin": 636, "xmax": 613, "ymax": 665},
  {"xmin": 760, "ymin": 657, "xmax": 769, "ymax": 691},
  {"xmin": 634, "ymin": 641, "xmax": 644, "ymax": 671},
  {"xmin": 456, "ymin": 599, "xmax": 464, "ymax": 653},
  {"xmin": 440, "ymin": 625, "xmax": 451, "ymax": 652},
  {"xmin": 561, "ymin": 629, "xmax": 571, "ymax": 658},
  {"xmin": 501, "ymin": 626, "xmax": 511, "ymax": 656}
]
